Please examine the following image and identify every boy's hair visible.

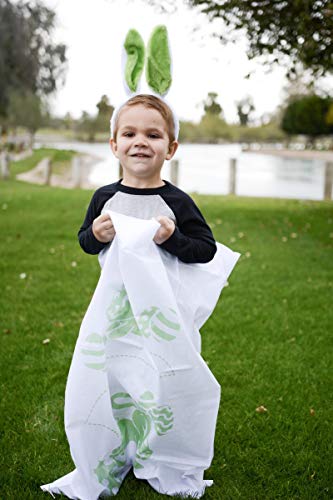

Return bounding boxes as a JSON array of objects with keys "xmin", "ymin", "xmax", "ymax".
[{"xmin": 112, "ymin": 94, "xmax": 176, "ymax": 143}]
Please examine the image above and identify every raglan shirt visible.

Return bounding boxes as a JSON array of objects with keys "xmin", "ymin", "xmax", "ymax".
[{"xmin": 78, "ymin": 179, "xmax": 217, "ymax": 264}]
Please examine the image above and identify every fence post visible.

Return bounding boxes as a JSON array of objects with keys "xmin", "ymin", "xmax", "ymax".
[
  {"xmin": 1, "ymin": 151, "xmax": 10, "ymax": 180},
  {"xmin": 324, "ymin": 162, "xmax": 333, "ymax": 200},
  {"xmin": 170, "ymin": 159, "xmax": 179, "ymax": 186},
  {"xmin": 229, "ymin": 158, "xmax": 237, "ymax": 195},
  {"xmin": 44, "ymin": 158, "xmax": 52, "ymax": 185},
  {"xmin": 72, "ymin": 156, "xmax": 81, "ymax": 188}
]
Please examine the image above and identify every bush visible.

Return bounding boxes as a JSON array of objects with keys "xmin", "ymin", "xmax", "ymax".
[{"xmin": 281, "ymin": 95, "xmax": 333, "ymax": 138}]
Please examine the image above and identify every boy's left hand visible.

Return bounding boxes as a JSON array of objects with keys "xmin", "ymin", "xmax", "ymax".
[{"xmin": 153, "ymin": 216, "xmax": 175, "ymax": 245}]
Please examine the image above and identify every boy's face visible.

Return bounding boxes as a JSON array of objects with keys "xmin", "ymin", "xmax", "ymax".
[{"xmin": 110, "ymin": 104, "xmax": 178, "ymax": 182}]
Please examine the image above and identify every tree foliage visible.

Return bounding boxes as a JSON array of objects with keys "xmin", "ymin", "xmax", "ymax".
[
  {"xmin": 236, "ymin": 96, "xmax": 255, "ymax": 126},
  {"xmin": 7, "ymin": 90, "xmax": 46, "ymax": 148},
  {"xmin": 281, "ymin": 95, "xmax": 333, "ymax": 138},
  {"xmin": 145, "ymin": 0, "xmax": 333, "ymax": 77},
  {"xmin": 95, "ymin": 95, "xmax": 114, "ymax": 133},
  {"xmin": 326, "ymin": 103, "xmax": 333, "ymax": 126},
  {"xmin": 203, "ymin": 92, "xmax": 223, "ymax": 117},
  {"xmin": 76, "ymin": 111, "xmax": 99, "ymax": 142},
  {"xmin": 198, "ymin": 113, "xmax": 230, "ymax": 141},
  {"xmin": 0, "ymin": 0, "xmax": 67, "ymax": 119},
  {"xmin": 75, "ymin": 95, "xmax": 114, "ymax": 142},
  {"xmin": 7, "ymin": 91, "xmax": 45, "ymax": 133}
]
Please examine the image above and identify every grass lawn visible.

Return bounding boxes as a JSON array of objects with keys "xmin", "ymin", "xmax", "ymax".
[
  {"xmin": 11, "ymin": 148, "xmax": 77, "ymax": 177},
  {"xmin": 0, "ymin": 150, "xmax": 332, "ymax": 499}
]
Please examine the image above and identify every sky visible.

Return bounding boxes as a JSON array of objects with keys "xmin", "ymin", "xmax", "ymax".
[{"xmin": 43, "ymin": 0, "xmax": 296, "ymax": 123}]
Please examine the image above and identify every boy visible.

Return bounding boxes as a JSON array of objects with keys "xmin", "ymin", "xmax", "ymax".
[
  {"xmin": 41, "ymin": 94, "xmax": 241, "ymax": 499},
  {"xmin": 78, "ymin": 94, "xmax": 217, "ymax": 264}
]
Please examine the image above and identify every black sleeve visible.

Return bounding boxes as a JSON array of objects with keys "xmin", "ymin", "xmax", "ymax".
[
  {"xmin": 78, "ymin": 190, "xmax": 110, "ymax": 255},
  {"xmin": 158, "ymin": 195, "xmax": 217, "ymax": 264}
]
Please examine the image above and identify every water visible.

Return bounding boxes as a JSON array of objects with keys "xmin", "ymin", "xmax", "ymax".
[{"xmin": 37, "ymin": 141, "xmax": 327, "ymax": 200}]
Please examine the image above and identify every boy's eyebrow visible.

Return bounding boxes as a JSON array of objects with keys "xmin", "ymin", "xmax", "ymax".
[
  {"xmin": 118, "ymin": 125, "xmax": 135, "ymax": 130},
  {"xmin": 146, "ymin": 127, "xmax": 164, "ymax": 134}
]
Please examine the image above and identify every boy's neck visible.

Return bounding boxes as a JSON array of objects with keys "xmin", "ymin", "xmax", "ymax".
[{"xmin": 120, "ymin": 175, "xmax": 165, "ymax": 189}]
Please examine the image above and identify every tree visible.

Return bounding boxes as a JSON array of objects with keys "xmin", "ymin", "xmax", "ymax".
[
  {"xmin": 326, "ymin": 103, "xmax": 333, "ymax": 127},
  {"xmin": 96, "ymin": 95, "xmax": 114, "ymax": 117},
  {"xmin": 0, "ymin": 0, "xmax": 67, "ymax": 122},
  {"xmin": 7, "ymin": 90, "xmax": 46, "ymax": 148},
  {"xmin": 281, "ymin": 95, "xmax": 333, "ymax": 146},
  {"xmin": 281, "ymin": 74, "xmax": 316, "ymax": 104},
  {"xmin": 198, "ymin": 113, "xmax": 231, "ymax": 142},
  {"xmin": 75, "ymin": 96, "xmax": 114, "ymax": 141},
  {"xmin": 198, "ymin": 92, "xmax": 229, "ymax": 142},
  {"xmin": 76, "ymin": 112, "xmax": 99, "ymax": 142},
  {"xmin": 144, "ymin": 0, "xmax": 333, "ymax": 77},
  {"xmin": 95, "ymin": 95, "xmax": 114, "ymax": 134},
  {"xmin": 63, "ymin": 112, "xmax": 74, "ymax": 131},
  {"xmin": 236, "ymin": 97, "xmax": 255, "ymax": 126},
  {"xmin": 203, "ymin": 92, "xmax": 223, "ymax": 117}
]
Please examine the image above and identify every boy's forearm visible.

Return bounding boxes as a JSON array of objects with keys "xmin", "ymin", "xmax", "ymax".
[
  {"xmin": 78, "ymin": 226, "xmax": 108, "ymax": 254},
  {"xmin": 159, "ymin": 227, "xmax": 217, "ymax": 263}
]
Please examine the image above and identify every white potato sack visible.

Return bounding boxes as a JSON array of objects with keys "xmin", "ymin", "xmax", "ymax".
[{"xmin": 41, "ymin": 211, "xmax": 240, "ymax": 499}]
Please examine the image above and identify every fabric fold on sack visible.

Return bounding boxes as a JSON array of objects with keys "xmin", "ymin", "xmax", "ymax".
[{"xmin": 41, "ymin": 211, "xmax": 240, "ymax": 499}]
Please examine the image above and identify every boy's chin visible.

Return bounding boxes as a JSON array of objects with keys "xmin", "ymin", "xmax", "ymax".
[
  {"xmin": 122, "ymin": 169, "xmax": 164, "ymax": 184},
  {"xmin": 123, "ymin": 166, "xmax": 163, "ymax": 177}
]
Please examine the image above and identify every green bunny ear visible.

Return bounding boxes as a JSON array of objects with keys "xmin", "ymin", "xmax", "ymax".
[
  {"xmin": 146, "ymin": 25, "xmax": 172, "ymax": 95},
  {"xmin": 124, "ymin": 29, "xmax": 145, "ymax": 92}
]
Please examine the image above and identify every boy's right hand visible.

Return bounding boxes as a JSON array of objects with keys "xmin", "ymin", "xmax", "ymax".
[{"xmin": 92, "ymin": 213, "xmax": 115, "ymax": 243}]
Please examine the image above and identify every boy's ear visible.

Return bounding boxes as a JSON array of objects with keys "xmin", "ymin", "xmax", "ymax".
[
  {"xmin": 109, "ymin": 138, "xmax": 118, "ymax": 157},
  {"xmin": 166, "ymin": 140, "xmax": 178, "ymax": 160}
]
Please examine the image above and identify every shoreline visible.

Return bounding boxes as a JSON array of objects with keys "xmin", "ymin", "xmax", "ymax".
[{"xmin": 243, "ymin": 148, "xmax": 333, "ymax": 161}]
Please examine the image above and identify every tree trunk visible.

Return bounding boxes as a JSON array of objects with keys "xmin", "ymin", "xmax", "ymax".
[
  {"xmin": 29, "ymin": 131, "xmax": 35, "ymax": 152},
  {"xmin": 305, "ymin": 136, "xmax": 315, "ymax": 149}
]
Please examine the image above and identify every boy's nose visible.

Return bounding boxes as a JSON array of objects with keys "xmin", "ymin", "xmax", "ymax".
[{"xmin": 134, "ymin": 134, "xmax": 148, "ymax": 146}]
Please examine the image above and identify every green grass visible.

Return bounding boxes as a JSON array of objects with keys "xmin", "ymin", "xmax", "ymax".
[
  {"xmin": 11, "ymin": 148, "xmax": 76, "ymax": 177},
  {"xmin": 0, "ymin": 154, "xmax": 332, "ymax": 499}
]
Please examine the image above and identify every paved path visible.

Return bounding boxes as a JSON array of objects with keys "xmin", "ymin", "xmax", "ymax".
[{"xmin": 16, "ymin": 154, "xmax": 100, "ymax": 189}]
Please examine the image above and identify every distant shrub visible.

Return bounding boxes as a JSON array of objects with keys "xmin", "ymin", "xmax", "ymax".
[{"xmin": 282, "ymin": 95, "xmax": 333, "ymax": 138}]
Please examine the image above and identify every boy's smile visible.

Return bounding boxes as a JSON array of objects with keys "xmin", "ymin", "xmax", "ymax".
[{"xmin": 110, "ymin": 104, "xmax": 178, "ymax": 188}]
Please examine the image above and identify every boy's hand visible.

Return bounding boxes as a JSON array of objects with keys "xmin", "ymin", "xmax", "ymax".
[
  {"xmin": 92, "ymin": 213, "xmax": 115, "ymax": 243},
  {"xmin": 153, "ymin": 216, "xmax": 175, "ymax": 245}
]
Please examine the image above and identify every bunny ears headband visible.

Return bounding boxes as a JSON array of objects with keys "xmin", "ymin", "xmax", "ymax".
[
  {"xmin": 110, "ymin": 25, "xmax": 179, "ymax": 140},
  {"xmin": 123, "ymin": 25, "xmax": 171, "ymax": 95}
]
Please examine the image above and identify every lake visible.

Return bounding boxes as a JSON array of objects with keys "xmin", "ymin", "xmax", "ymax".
[{"xmin": 37, "ymin": 141, "xmax": 328, "ymax": 201}]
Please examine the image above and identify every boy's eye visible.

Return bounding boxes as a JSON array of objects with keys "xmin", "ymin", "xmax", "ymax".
[{"xmin": 122, "ymin": 131, "xmax": 161, "ymax": 139}]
